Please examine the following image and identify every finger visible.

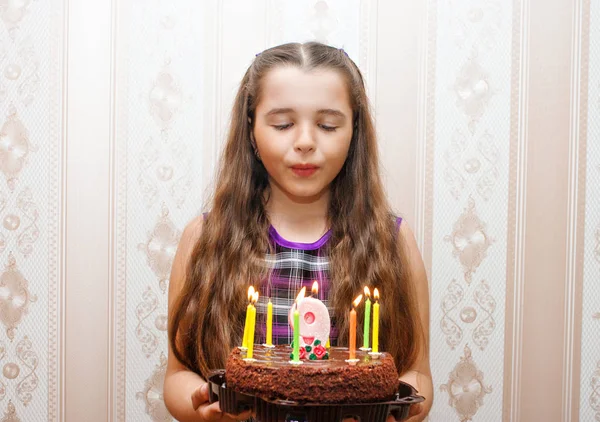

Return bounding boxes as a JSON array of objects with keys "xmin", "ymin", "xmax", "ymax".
[
  {"xmin": 408, "ymin": 402, "xmax": 423, "ymax": 417},
  {"xmin": 198, "ymin": 401, "xmax": 227, "ymax": 420},
  {"xmin": 191, "ymin": 383, "xmax": 209, "ymax": 411},
  {"xmin": 386, "ymin": 416, "xmax": 396, "ymax": 422},
  {"xmin": 200, "ymin": 401, "xmax": 253, "ymax": 422},
  {"xmin": 224, "ymin": 410, "xmax": 253, "ymax": 421}
]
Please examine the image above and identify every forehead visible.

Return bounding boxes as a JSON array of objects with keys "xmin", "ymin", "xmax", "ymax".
[{"xmin": 256, "ymin": 66, "xmax": 352, "ymax": 114}]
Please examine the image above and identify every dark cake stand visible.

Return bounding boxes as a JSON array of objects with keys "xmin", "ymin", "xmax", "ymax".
[{"xmin": 208, "ymin": 370, "xmax": 424, "ymax": 422}]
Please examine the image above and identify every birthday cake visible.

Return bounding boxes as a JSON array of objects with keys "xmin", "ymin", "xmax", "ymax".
[
  {"xmin": 226, "ymin": 345, "xmax": 399, "ymax": 404},
  {"xmin": 229, "ymin": 284, "xmax": 397, "ymax": 404}
]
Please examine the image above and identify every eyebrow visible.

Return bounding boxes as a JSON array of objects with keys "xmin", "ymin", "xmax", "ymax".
[{"xmin": 265, "ymin": 107, "xmax": 347, "ymax": 119}]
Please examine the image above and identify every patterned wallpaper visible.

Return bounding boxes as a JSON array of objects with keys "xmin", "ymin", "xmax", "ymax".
[
  {"xmin": 0, "ymin": 0, "xmax": 62, "ymax": 421},
  {"xmin": 115, "ymin": 1, "xmax": 206, "ymax": 420},
  {"xmin": 2, "ymin": 0, "xmax": 596, "ymax": 420},
  {"xmin": 580, "ymin": 0, "xmax": 600, "ymax": 420},
  {"xmin": 111, "ymin": 0, "xmax": 599, "ymax": 420},
  {"xmin": 428, "ymin": 1, "xmax": 512, "ymax": 419}
]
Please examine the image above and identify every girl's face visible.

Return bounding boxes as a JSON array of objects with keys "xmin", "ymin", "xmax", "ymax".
[{"xmin": 252, "ymin": 66, "xmax": 354, "ymax": 204}]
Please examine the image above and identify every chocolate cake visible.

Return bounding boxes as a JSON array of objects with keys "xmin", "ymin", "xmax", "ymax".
[{"xmin": 225, "ymin": 345, "xmax": 399, "ymax": 404}]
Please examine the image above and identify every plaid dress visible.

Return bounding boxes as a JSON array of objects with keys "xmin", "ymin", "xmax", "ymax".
[
  {"xmin": 255, "ymin": 225, "xmax": 339, "ymax": 346},
  {"xmin": 254, "ymin": 217, "xmax": 402, "ymax": 346}
]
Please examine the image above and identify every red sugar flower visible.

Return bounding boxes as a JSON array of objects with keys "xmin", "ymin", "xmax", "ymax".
[
  {"xmin": 299, "ymin": 347, "xmax": 307, "ymax": 360},
  {"xmin": 314, "ymin": 344, "xmax": 327, "ymax": 359}
]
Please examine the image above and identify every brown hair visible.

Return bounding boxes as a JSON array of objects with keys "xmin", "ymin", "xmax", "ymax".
[{"xmin": 169, "ymin": 42, "xmax": 424, "ymax": 379}]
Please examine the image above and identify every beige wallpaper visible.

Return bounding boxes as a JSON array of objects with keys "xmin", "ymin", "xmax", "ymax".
[
  {"xmin": 0, "ymin": 0, "xmax": 63, "ymax": 420},
  {"xmin": 6, "ymin": 0, "xmax": 596, "ymax": 421}
]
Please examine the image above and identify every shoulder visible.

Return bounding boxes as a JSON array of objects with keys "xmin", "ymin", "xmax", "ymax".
[
  {"xmin": 168, "ymin": 215, "xmax": 205, "ymax": 302},
  {"xmin": 396, "ymin": 219, "xmax": 429, "ymax": 289},
  {"xmin": 180, "ymin": 214, "xmax": 205, "ymax": 252},
  {"xmin": 397, "ymin": 218, "xmax": 416, "ymax": 254}
]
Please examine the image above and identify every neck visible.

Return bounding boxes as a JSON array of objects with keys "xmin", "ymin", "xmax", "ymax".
[{"xmin": 265, "ymin": 180, "xmax": 330, "ymax": 242}]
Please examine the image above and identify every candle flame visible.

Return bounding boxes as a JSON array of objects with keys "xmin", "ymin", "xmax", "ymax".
[
  {"xmin": 374, "ymin": 288, "xmax": 380, "ymax": 301},
  {"xmin": 247, "ymin": 286, "xmax": 255, "ymax": 301},
  {"xmin": 295, "ymin": 286, "xmax": 306, "ymax": 303},
  {"xmin": 252, "ymin": 291, "xmax": 259, "ymax": 304},
  {"xmin": 352, "ymin": 294, "xmax": 363, "ymax": 308},
  {"xmin": 311, "ymin": 281, "xmax": 319, "ymax": 296},
  {"xmin": 364, "ymin": 286, "xmax": 371, "ymax": 298}
]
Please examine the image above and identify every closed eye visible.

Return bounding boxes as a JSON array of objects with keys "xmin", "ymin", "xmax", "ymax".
[
  {"xmin": 319, "ymin": 124, "xmax": 338, "ymax": 132},
  {"xmin": 273, "ymin": 123, "xmax": 293, "ymax": 131}
]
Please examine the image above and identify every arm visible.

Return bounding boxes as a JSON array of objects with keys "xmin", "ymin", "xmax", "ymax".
[
  {"xmin": 397, "ymin": 222, "xmax": 434, "ymax": 421},
  {"xmin": 163, "ymin": 216, "xmax": 252, "ymax": 422}
]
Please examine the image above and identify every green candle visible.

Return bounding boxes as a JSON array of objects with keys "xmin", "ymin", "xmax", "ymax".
[
  {"xmin": 363, "ymin": 287, "xmax": 372, "ymax": 349},
  {"xmin": 291, "ymin": 286, "xmax": 306, "ymax": 362},
  {"xmin": 293, "ymin": 305, "xmax": 300, "ymax": 361}
]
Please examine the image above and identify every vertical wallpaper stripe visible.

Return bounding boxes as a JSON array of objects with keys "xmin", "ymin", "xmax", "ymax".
[{"xmin": 579, "ymin": 0, "xmax": 600, "ymax": 420}]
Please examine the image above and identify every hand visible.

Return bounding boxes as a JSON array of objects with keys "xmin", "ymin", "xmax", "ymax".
[
  {"xmin": 191, "ymin": 383, "xmax": 253, "ymax": 421},
  {"xmin": 405, "ymin": 402, "xmax": 424, "ymax": 420},
  {"xmin": 396, "ymin": 370, "xmax": 425, "ymax": 422}
]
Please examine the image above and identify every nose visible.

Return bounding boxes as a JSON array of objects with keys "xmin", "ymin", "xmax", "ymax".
[{"xmin": 293, "ymin": 124, "xmax": 316, "ymax": 153}]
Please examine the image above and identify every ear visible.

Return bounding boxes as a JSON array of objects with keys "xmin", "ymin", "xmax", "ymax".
[
  {"xmin": 247, "ymin": 117, "xmax": 256, "ymax": 144},
  {"xmin": 247, "ymin": 119, "xmax": 261, "ymax": 160}
]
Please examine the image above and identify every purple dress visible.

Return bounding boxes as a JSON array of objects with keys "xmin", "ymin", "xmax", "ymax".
[
  {"xmin": 255, "ymin": 225, "xmax": 338, "ymax": 345},
  {"xmin": 255, "ymin": 217, "xmax": 402, "ymax": 346}
]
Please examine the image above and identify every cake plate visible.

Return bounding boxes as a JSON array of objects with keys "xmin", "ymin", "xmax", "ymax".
[{"xmin": 207, "ymin": 370, "xmax": 424, "ymax": 422}]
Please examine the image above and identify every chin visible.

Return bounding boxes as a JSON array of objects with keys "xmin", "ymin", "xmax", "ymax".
[{"xmin": 283, "ymin": 186, "xmax": 328, "ymax": 202}]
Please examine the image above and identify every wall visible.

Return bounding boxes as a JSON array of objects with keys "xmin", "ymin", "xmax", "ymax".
[{"xmin": 0, "ymin": 0, "xmax": 596, "ymax": 421}]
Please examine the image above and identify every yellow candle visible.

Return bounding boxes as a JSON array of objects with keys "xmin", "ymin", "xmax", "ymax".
[
  {"xmin": 242, "ymin": 286, "xmax": 255, "ymax": 348},
  {"xmin": 266, "ymin": 299, "xmax": 273, "ymax": 346},
  {"xmin": 247, "ymin": 291, "xmax": 259, "ymax": 359},
  {"xmin": 372, "ymin": 288, "xmax": 380, "ymax": 353},
  {"xmin": 349, "ymin": 294, "xmax": 363, "ymax": 360},
  {"xmin": 325, "ymin": 338, "xmax": 330, "ymax": 349}
]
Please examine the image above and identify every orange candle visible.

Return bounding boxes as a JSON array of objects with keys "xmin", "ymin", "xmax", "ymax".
[{"xmin": 349, "ymin": 294, "xmax": 363, "ymax": 360}]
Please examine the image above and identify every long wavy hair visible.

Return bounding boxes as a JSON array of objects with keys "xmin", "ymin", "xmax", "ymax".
[{"xmin": 169, "ymin": 42, "xmax": 424, "ymax": 379}]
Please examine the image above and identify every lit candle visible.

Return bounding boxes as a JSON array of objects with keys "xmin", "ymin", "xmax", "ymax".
[
  {"xmin": 265, "ymin": 298, "xmax": 273, "ymax": 347},
  {"xmin": 372, "ymin": 288, "xmax": 380, "ymax": 353},
  {"xmin": 292, "ymin": 287, "xmax": 306, "ymax": 362},
  {"xmin": 362, "ymin": 286, "xmax": 371, "ymax": 349},
  {"xmin": 349, "ymin": 294, "xmax": 363, "ymax": 360},
  {"xmin": 242, "ymin": 286, "xmax": 255, "ymax": 349},
  {"xmin": 311, "ymin": 281, "xmax": 318, "ymax": 297},
  {"xmin": 247, "ymin": 291, "xmax": 259, "ymax": 359},
  {"xmin": 288, "ymin": 281, "xmax": 330, "ymax": 347}
]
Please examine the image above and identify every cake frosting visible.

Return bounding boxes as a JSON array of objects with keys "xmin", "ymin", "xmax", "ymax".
[{"xmin": 226, "ymin": 345, "xmax": 399, "ymax": 404}]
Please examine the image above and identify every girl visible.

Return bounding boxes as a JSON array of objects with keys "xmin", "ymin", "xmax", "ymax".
[{"xmin": 164, "ymin": 42, "xmax": 433, "ymax": 422}]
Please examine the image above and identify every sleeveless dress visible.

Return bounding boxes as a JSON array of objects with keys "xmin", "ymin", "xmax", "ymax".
[{"xmin": 255, "ymin": 217, "xmax": 402, "ymax": 346}]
